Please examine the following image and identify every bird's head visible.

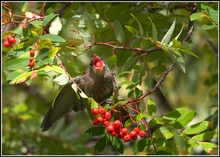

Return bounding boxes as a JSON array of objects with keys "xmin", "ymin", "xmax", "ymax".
[{"xmin": 89, "ymin": 54, "xmax": 105, "ymax": 76}]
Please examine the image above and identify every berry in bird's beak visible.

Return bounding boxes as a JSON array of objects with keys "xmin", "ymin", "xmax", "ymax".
[{"xmin": 93, "ymin": 54, "xmax": 104, "ymax": 70}]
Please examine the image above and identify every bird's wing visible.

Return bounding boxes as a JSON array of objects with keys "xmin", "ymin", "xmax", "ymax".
[{"xmin": 41, "ymin": 77, "xmax": 85, "ymax": 132}]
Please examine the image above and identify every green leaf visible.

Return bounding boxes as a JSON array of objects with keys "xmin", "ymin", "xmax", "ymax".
[
  {"xmin": 30, "ymin": 20, "xmax": 42, "ymax": 28},
  {"xmin": 11, "ymin": 71, "xmax": 33, "ymax": 84},
  {"xmin": 121, "ymin": 56, "xmax": 139, "ymax": 71},
  {"xmin": 48, "ymin": 47, "xmax": 59, "ymax": 58},
  {"xmin": 173, "ymin": 131, "xmax": 187, "ymax": 151},
  {"xmin": 3, "ymin": 58, "xmax": 29, "ymax": 70},
  {"xmin": 6, "ymin": 70, "xmax": 24, "ymax": 81},
  {"xmin": 108, "ymin": 136, "xmax": 124, "ymax": 154},
  {"xmin": 148, "ymin": 98, "xmax": 156, "ymax": 116},
  {"xmin": 113, "ymin": 19, "xmax": 124, "ymax": 43},
  {"xmin": 190, "ymin": 12, "xmax": 203, "ymax": 21},
  {"xmin": 85, "ymin": 126, "xmax": 105, "ymax": 136},
  {"xmin": 161, "ymin": 18, "xmax": 176, "ymax": 45},
  {"xmin": 200, "ymin": 142, "xmax": 218, "ymax": 154},
  {"xmin": 22, "ymin": 2, "xmax": 28, "ymax": 12},
  {"xmin": 107, "ymin": 55, "xmax": 117, "ymax": 71},
  {"xmin": 179, "ymin": 48, "xmax": 199, "ymax": 59},
  {"xmin": 145, "ymin": 72, "xmax": 153, "ymax": 91},
  {"xmin": 162, "ymin": 108, "xmax": 188, "ymax": 122},
  {"xmin": 36, "ymin": 48, "xmax": 50, "ymax": 61},
  {"xmin": 95, "ymin": 136, "xmax": 108, "ymax": 153},
  {"xmin": 43, "ymin": 13, "xmax": 57, "ymax": 26},
  {"xmin": 125, "ymin": 25, "xmax": 138, "ymax": 36},
  {"xmin": 53, "ymin": 73, "xmax": 69, "ymax": 85},
  {"xmin": 202, "ymin": 24, "xmax": 216, "ymax": 30},
  {"xmin": 118, "ymin": 80, "xmax": 136, "ymax": 87},
  {"xmin": 154, "ymin": 127, "xmax": 174, "ymax": 139},
  {"xmin": 118, "ymin": 71, "xmax": 132, "ymax": 78},
  {"xmin": 192, "ymin": 131, "xmax": 218, "ymax": 141},
  {"xmin": 148, "ymin": 118, "xmax": 164, "ymax": 127},
  {"xmin": 136, "ymin": 113, "xmax": 150, "ymax": 122},
  {"xmin": 133, "ymin": 138, "xmax": 151, "ymax": 154},
  {"xmin": 130, "ymin": 13, "xmax": 144, "ymax": 36},
  {"xmin": 34, "ymin": 58, "xmax": 53, "ymax": 68},
  {"xmin": 173, "ymin": 110, "xmax": 196, "ymax": 129},
  {"xmin": 168, "ymin": 49, "xmax": 186, "ymax": 73},
  {"xmin": 148, "ymin": 17, "xmax": 157, "ymax": 42},
  {"xmin": 41, "ymin": 34, "xmax": 66, "ymax": 43},
  {"xmin": 183, "ymin": 121, "xmax": 210, "ymax": 135}
]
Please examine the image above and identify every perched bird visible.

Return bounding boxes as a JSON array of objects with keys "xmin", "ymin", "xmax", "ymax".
[{"xmin": 41, "ymin": 54, "xmax": 115, "ymax": 131}]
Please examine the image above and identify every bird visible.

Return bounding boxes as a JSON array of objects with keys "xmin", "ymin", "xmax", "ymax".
[{"xmin": 41, "ymin": 54, "xmax": 116, "ymax": 132}]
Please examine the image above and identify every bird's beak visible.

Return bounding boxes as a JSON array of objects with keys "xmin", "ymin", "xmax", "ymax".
[{"xmin": 93, "ymin": 54, "xmax": 104, "ymax": 70}]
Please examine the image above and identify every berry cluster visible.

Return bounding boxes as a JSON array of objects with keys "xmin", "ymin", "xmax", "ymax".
[
  {"xmin": 3, "ymin": 35, "xmax": 16, "ymax": 47},
  {"xmin": 29, "ymin": 50, "xmax": 35, "ymax": 67},
  {"xmin": 91, "ymin": 107, "xmax": 146, "ymax": 142}
]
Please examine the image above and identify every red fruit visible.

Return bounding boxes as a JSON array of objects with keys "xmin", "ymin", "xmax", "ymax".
[
  {"xmin": 93, "ymin": 119, "xmax": 99, "ymax": 125},
  {"xmin": 99, "ymin": 107, "xmax": 106, "ymax": 115},
  {"xmin": 95, "ymin": 61, "xmax": 103, "ymax": 68},
  {"xmin": 3, "ymin": 40, "xmax": 11, "ymax": 47},
  {"xmin": 121, "ymin": 128, "xmax": 128, "ymax": 136},
  {"xmin": 104, "ymin": 112, "xmax": 112, "ymax": 120},
  {"xmin": 30, "ymin": 50, "xmax": 35, "ymax": 55},
  {"xmin": 110, "ymin": 131, "xmax": 117, "ymax": 136},
  {"xmin": 134, "ymin": 127, "xmax": 140, "ymax": 134},
  {"xmin": 130, "ymin": 131, "xmax": 138, "ymax": 140},
  {"xmin": 91, "ymin": 108, "xmax": 99, "ymax": 115},
  {"xmin": 106, "ymin": 125, "xmax": 114, "ymax": 133},
  {"xmin": 103, "ymin": 120, "xmax": 110, "ymax": 127},
  {"xmin": 123, "ymin": 134, "xmax": 131, "ymax": 142},
  {"xmin": 29, "ymin": 60, "xmax": 35, "ymax": 67},
  {"xmin": 7, "ymin": 35, "xmax": 13, "ymax": 41},
  {"xmin": 139, "ymin": 130, "xmax": 146, "ymax": 138},
  {"xmin": 29, "ymin": 58, "xmax": 34, "ymax": 61},
  {"xmin": 113, "ymin": 120, "xmax": 122, "ymax": 128},
  {"xmin": 97, "ymin": 116, "xmax": 104, "ymax": 123},
  {"xmin": 8, "ymin": 37, "xmax": 16, "ymax": 43},
  {"xmin": 118, "ymin": 131, "xmax": 124, "ymax": 139},
  {"xmin": 114, "ymin": 126, "xmax": 121, "ymax": 134}
]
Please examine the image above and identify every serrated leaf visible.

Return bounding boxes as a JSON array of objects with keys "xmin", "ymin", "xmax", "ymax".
[
  {"xmin": 148, "ymin": 98, "xmax": 156, "ymax": 116},
  {"xmin": 36, "ymin": 48, "xmax": 50, "ymax": 61},
  {"xmin": 161, "ymin": 18, "xmax": 176, "ymax": 45},
  {"xmin": 43, "ymin": 13, "xmax": 57, "ymax": 26},
  {"xmin": 113, "ymin": 19, "xmax": 124, "ymax": 43},
  {"xmin": 192, "ymin": 131, "xmax": 218, "ymax": 141},
  {"xmin": 148, "ymin": 17, "xmax": 157, "ymax": 42},
  {"xmin": 3, "ymin": 58, "xmax": 29, "ymax": 70},
  {"xmin": 133, "ymin": 138, "xmax": 151, "ymax": 154},
  {"xmin": 34, "ymin": 58, "xmax": 53, "ymax": 67},
  {"xmin": 173, "ymin": 110, "xmax": 196, "ymax": 129},
  {"xmin": 95, "ymin": 136, "xmax": 108, "ymax": 153},
  {"xmin": 125, "ymin": 25, "xmax": 138, "ymax": 36},
  {"xmin": 41, "ymin": 34, "xmax": 66, "ymax": 43},
  {"xmin": 85, "ymin": 127, "xmax": 106, "ymax": 136}
]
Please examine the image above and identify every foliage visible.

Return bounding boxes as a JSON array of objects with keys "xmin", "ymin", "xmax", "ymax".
[{"xmin": 2, "ymin": 2, "xmax": 218, "ymax": 155}]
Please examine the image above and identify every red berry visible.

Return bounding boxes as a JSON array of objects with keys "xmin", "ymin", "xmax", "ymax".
[
  {"xmin": 29, "ymin": 58, "xmax": 34, "ymax": 61},
  {"xmin": 91, "ymin": 108, "xmax": 99, "ymax": 115},
  {"xmin": 8, "ymin": 37, "xmax": 16, "ymax": 43},
  {"xmin": 118, "ymin": 131, "xmax": 124, "ymax": 139},
  {"xmin": 30, "ymin": 50, "xmax": 35, "ymax": 55},
  {"xmin": 104, "ymin": 112, "xmax": 112, "ymax": 120},
  {"xmin": 106, "ymin": 125, "xmax": 114, "ymax": 133},
  {"xmin": 110, "ymin": 131, "xmax": 117, "ymax": 136},
  {"xmin": 121, "ymin": 128, "xmax": 128, "ymax": 136},
  {"xmin": 134, "ymin": 127, "xmax": 140, "ymax": 134},
  {"xmin": 3, "ymin": 40, "xmax": 11, "ymax": 47},
  {"xmin": 103, "ymin": 120, "xmax": 110, "ymax": 127},
  {"xmin": 7, "ymin": 35, "xmax": 13, "ymax": 41},
  {"xmin": 99, "ymin": 107, "xmax": 106, "ymax": 115},
  {"xmin": 114, "ymin": 126, "xmax": 121, "ymax": 134},
  {"xmin": 93, "ymin": 119, "xmax": 99, "ymax": 125},
  {"xmin": 97, "ymin": 116, "xmax": 104, "ymax": 123},
  {"xmin": 123, "ymin": 134, "xmax": 131, "ymax": 142},
  {"xmin": 139, "ymin": 130, "xmax": 146, "ymax": 138},
  {"xmin": 130, "ymin": 131, "xmax": 138, "ymax": 140},
  {"xmin": 29, "ymin": 60, "xmax": 35, "ymax": 67},
  {"xmin": 113, "ymin": 120, "xmax": 122, "ymax": 128}
]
